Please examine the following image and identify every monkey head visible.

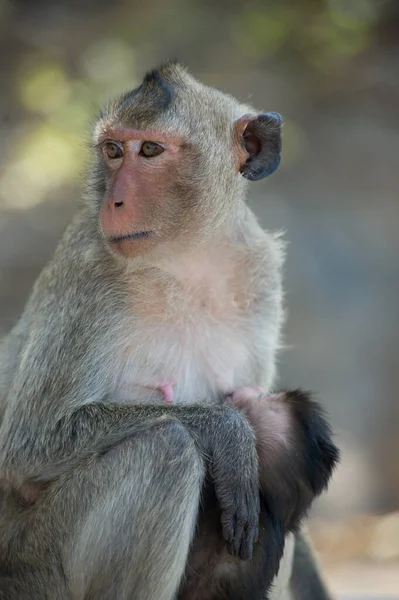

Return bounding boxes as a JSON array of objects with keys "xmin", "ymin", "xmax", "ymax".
[{"xmin": 91, "ymin": 61, "xmax": 283, "ymax": 258}]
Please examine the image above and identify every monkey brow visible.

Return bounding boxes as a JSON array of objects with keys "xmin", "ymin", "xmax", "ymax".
[
  {"xmin": 115, "ymin": 69, "xmax": 174, "ymax": 126},
  {"xmin": 96, "ymin": 127, "xmax": 182, "ymax": 147}
]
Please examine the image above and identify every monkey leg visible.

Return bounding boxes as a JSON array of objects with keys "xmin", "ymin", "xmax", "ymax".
[
  {"xmin": 289, "ymin": 530, "xmax": 333, "ymax": 600},
  {"xmin": 0, "ymin": 421, "xmax": 205, "ymax": 600}
]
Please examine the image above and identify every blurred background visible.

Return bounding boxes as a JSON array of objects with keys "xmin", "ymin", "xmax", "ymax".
[{"xmin": 0, "ymin": 0, "xmax": 398, "ymax": 596}]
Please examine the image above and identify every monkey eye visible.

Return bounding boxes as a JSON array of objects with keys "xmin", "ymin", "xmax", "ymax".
[
  {"xmin": 140, "ymin": 141, "xmax": 165, "ymax": 158},
  {"xmin": 105, "ymin": 142, "xmax": 123, "ymax": 160}
]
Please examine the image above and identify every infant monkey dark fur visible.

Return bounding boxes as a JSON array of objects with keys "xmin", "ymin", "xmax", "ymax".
[
  {"xmin": 0, "ymin": 61, "xmax": 339, "ymax": 600},
  {"xmin": 179, "ymin": 389, "xmax": 338, "ymax": 600}
]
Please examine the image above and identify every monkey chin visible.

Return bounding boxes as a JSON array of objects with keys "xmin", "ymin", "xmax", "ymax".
[{"xmin": 107, "ymin": 231, "xmax": 155, "ymax": 258}]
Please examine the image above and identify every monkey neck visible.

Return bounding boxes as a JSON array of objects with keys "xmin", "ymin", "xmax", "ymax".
[
  {"xmin": 123, "ymin": 199, "xmax": 260, "ymax": 274},
  {"xmin": 119, "ymin": 202, "xmax": 265, "ymax": 295}
]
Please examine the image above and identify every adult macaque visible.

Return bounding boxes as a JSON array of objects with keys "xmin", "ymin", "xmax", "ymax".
[{"xmin": 0, "ymin": 62, "xmax": 338, "ymax": 599}]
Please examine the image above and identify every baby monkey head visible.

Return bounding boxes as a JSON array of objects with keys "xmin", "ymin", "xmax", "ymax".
[{"xmin": 91, "ymin": 61, "xmax": 283, "ymax": 258}]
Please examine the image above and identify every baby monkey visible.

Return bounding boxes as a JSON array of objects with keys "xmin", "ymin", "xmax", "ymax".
[
  {"xmin": 0, "ymin": 62, "xmax": 338, "ymax": 600},
  {"xmin": 180, "ymin": 387, "xmax": 338, "ymax": 600}
]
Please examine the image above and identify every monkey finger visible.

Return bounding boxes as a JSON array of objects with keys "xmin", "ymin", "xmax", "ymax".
[
  {"xmin": 220, "ymin": 510, "xmax": 235, "ymax": 544},
  {"xmin": 239, "ymin": 537, "xmax": 253, "ymax": 561},
  {"xmin": 226, "ymin": 527, "xmax": 255, "ymax": 560},
  {"xmin": 254, "ymin": 523, "xmax": 259, "ymax": 544},
  {"xmin": 231, "ymin": 514, "xmax": 246, "ymax": 556},
  {"xmin": 239, "ymin": 522, "xmax": 258, "ymax": 560}
]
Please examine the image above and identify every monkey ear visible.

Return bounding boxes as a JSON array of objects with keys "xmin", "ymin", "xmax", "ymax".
[{"xmin": 236, "ymin": 112, "xmax": 283, "ymax": 181}]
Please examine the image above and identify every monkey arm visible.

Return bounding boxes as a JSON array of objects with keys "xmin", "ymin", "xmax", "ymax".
[
  {"xmin": 3, "ymin": 402, "xmax": 256, "ymax": 481},
  {"xmin": 0, "ymin": 397, "xmax": 260, "ymax": 560}
]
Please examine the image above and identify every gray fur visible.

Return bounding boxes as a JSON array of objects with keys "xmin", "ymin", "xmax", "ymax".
[{"xmin": 0, "ymin": 62, "xmax": 329, "ymax": 599}]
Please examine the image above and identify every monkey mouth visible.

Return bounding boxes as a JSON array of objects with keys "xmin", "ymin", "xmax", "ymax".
[{"xmin": 109, "ymin": 231, "xmax": 154, "ymax": 243}]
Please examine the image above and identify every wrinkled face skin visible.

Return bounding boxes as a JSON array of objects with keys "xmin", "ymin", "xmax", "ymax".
[
  {"xmin": 97, "ymin": 124, "xmax": 195, "ymax": 258},
  {"xmin": 92, "ymin": 62, "xmax": 282, "ymax": 259}
]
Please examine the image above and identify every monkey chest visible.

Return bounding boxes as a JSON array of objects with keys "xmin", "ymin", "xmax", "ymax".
[{"xmin": 114, "ymin": 272, "xmax": 265, "ymax": 404}]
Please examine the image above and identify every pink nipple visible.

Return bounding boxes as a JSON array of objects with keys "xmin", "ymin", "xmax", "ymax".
[{"xmin": 157, "ymin": 379, "xmax": 176, "ymax": 404}]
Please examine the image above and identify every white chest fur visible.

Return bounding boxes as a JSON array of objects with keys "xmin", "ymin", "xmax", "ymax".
[{"xmin": 113, "ymin": 242, "xmax": 281, "ymax": 405}]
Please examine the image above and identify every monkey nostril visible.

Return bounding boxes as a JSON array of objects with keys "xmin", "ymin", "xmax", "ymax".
[{"xmin": 114, "ymin": 201, "xmax": 124, "ymax": 208}]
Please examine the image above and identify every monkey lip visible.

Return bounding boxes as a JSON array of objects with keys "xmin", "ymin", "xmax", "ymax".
[{"xmin": 109, "ymin": 231, "xmax": 154, "ymax": 243}]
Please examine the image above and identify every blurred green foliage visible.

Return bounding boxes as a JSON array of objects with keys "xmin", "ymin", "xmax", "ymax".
[{"xmin": 0, "ymin": 0, "xmax": 391, "ymax": 209}]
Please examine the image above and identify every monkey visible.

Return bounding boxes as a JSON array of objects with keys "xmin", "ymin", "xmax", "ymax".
[
  {"xmin": 0, "ymin": 61, "xmax": 338, "ymax": 599},
  {"xmin": 178, "ymin": 388, "xmax": 339, "ymax": 600}
]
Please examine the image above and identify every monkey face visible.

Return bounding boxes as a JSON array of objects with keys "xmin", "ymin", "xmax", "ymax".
[
  {"xmin": 92, "ymin": 62, "xmax": 283, "ymax": 259},
  {"xmin": 96, "ymin": 126, "xmax": 191, "ymax": 258}
]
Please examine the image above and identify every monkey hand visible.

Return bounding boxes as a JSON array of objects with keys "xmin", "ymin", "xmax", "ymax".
[
  {"xmin": 210, "ymin": 406, "xmax": 261, "ymax": 561},
  {"xmin": 224, "ymin": 387, "xmax": 290, "ymax": 451},
  {"xmin": 225, "ymin": 387, "xmax": 304, "ymax": 500},
  {"xmin": 225, "ymin": 388, "xmax": 340, "ymax": 530}
]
